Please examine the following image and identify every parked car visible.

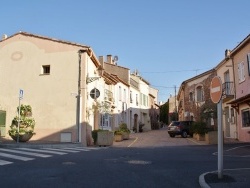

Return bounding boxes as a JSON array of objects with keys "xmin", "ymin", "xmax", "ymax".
[{"xmin": 167, "ymin": 121, "xmax": 194, "ymax": 138}]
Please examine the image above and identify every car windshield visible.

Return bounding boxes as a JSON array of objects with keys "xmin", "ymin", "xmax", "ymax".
[{"xmin": 169, "ymin": 121, "xmax": 180, "ymax": 126}]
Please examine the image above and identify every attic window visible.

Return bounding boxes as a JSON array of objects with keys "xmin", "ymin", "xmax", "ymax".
[{"xmin": 42, "ymin": 65, "xmax": 50, "ymax": 75}]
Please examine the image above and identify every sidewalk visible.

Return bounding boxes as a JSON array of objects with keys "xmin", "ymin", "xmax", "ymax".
[{"xmin": 0, "ymin": 138, "xmax": 83, "ymax": 149}]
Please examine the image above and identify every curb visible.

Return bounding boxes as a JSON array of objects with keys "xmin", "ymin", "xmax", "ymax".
[{"xmin": 199, "ymin": 172, "xmax": 212, "ymax": 188}]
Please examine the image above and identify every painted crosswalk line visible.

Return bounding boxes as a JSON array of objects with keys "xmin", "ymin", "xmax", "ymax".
[
  {"xmin": 0, "ymin": 147, "xmax": 104, "ymax": 166},
  {"xmin": 0, "ymin": 152, "xmax": 34, "ymax": 161},
  {"xmin": 0, "ymin": 159, "xmax": 13, "ymax": 166},
  {"xmin": 0, "ymin": 148, "xmax": 52, "ymax": 158},
  {"xmin": 17, "ymin": 148, "xmax": 67, "ymax": 155},
  {"xmin": 43, "ymin": 148, "xmax": 80, "ymax": 153},
  {"xmin": 60, "ymin": 148, "xmax": 90, "ymax": 151}
]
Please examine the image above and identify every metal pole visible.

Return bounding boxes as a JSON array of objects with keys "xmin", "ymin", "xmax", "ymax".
[
  {"xmin": 76, "ymin": 51, "xmax": 82, "ymax": 143},
  {"xmin": 17, "ymin": 97, "xmax": 21, "ymax": 143},
  {"xmin": 218, "ymin": 99, "xmax": 223, "ymax": 179}
]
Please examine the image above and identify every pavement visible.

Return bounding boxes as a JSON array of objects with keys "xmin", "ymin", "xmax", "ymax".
[{"xmin": 1, "ymin": 128, "xmax": 250, "ymax": 188}]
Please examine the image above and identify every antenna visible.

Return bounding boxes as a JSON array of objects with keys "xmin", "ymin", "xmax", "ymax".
[
  {"xmin": 113, "ymin": 56, "xmax": 118, "ymax": 65},
  {"xmin": 114, "ymin": 56, "xmax": 118, "ymax": 61}
]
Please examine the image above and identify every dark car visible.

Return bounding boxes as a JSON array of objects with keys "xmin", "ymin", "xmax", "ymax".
[{"xmin": 167, "ymin": 121, "xmax": 194, "ymax": 138}]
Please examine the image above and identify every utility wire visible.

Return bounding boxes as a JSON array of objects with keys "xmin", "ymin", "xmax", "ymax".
[{"xmin": 140, "ymin": 67, "xmax": 212, "ymax": 74}]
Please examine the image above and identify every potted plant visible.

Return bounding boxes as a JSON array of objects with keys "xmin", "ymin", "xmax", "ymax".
[
  {"xmin": 8, "ymin": 104, "xmax": 35, "ymax": 142},
  {"xmin": 119, "ymin": 123, "xmax": 130, "ymax": 140},
  {"xmin": 114, "ymin": 130, "xmax": 123, "ymax": 142}
]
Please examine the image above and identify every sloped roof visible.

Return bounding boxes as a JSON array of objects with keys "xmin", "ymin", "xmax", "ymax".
[
  {"xmin": 1, "ymin": 31, "xmax": 90, "ymax": 48},
  {"xmin": 1, "ymin": 31, "xmax": 102, "ymax": 68}
]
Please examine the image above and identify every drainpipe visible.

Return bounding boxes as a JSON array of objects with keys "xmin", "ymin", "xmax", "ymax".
[
  {"xmin": 77, "ymin": 49, "xmax": 88, "ymax": 143},
  {"xmin": 231, "ymin": 56, "xmax": 238, "ymax": 140}
]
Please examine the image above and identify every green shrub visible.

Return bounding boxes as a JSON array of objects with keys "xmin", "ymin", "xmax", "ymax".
[
  {"xmin": 9, "ymin": 104, "xmax": 35, "ymax": 137},
  {"xmin": 119, "ymin": 123, "xmax": 130, "ymax": 133},
  {"xmin": 190, "ymin": 121, "xmax": 208, "ymax": 136},
  {"xmin": 114, "ymin": 130, "xmax": 123, "ymax": 135}
]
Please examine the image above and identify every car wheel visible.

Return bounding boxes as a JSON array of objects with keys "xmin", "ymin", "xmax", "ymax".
[
  {"xmin": 181, "ymin": 131, "xmax": 188, "ymax": 138},
  {"xmin": 169, "ymin": 134, "xmax": 175, "ymax": 138}
]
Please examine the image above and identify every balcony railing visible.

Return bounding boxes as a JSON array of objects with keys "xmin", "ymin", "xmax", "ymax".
[
  {"xmin": 222, "ymin": 82, "xmax": 234, "ymax": 102},
  {"xmin": 104, "ymin": 89, "xmax": 114, "ymax": 102}
]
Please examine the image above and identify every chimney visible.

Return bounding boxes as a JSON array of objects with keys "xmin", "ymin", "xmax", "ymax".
[
  {"xmin": 2, "ymin": 34, "xmax": 7, "ymax": 40},
  {"xmin": 99, "ymin": 56, "xmax": 105, "ymax": 68},
  {"xmin": 225, "ymin": 49, "xmax": 231, "ymax": 58},
  {"xmin": 107, "ymin": 55, "xmax": 112, "ymax": 64},
  {"xmin": 99, "ymin": 56, "xmax": 104, "ymax": 64}
]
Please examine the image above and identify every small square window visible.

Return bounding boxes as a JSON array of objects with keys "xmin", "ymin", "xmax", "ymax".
[
  {"xmin": 42, "ymin": 65, "xmax": 50, "ymax": 74},
  {"xmin": 242, "ymin": 109, "xmax": 250, "ymax": 127}
]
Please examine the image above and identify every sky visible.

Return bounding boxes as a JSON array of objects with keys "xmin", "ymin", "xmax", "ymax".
[{"xmin": 1, "ymin": 0, "xmax": 250, "ymax": 102}]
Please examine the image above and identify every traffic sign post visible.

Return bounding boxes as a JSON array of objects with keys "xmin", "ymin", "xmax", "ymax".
[
  {"xmin": 17, "ymin": 89, "xmax": 24, "ymax": 143},
  {"xmin": 210, "ymin": 76, "xmax": 223, "ymax": 179}
]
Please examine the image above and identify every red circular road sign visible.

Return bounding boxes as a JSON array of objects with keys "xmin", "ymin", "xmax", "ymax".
[{"xmin": 210, "ymin": 76, "xmax": 222, "ymax": 103}]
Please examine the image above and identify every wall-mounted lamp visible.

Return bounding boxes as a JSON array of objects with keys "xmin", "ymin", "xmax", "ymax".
[{"xmin": 86, "ymin": 66, "xmax": 104, "ymax": 84}]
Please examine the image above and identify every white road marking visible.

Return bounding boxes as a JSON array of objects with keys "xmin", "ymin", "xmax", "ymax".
[
  {"xmin": 18, "ymin": 148, "xmax": 67, "ymax": 155},
  {"xmin": 0, "ymin": 148, "xmax": 52, "ymax": 158},
  {"xmin": 0, "ymin": 160, "xmax": 13, "ymax": 166},
  {"xmin": 0, "ymin": 152, "xmax": 34, "ymax": 161},
  {"xmin": 43, "ymin": 148, "xmax": 80, "ymax": 153},
  {"xmin": 62, "ymin": 148, "xmax": 90, "ymax": 151}
]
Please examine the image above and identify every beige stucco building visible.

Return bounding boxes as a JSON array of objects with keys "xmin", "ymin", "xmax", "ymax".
[
  {"xmin": 214, "ymin": 50, "xmax": 236, "ymax": 139},
  {"xmin": 0, "ymin": 32, "xmax": 158, "ymax": 145},
  {"xmin": 0, "ymin": 32, "xmax": 104, "ymax": 145}
]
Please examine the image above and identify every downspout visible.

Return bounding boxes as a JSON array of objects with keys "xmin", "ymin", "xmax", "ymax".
[
  {"xmin": 231, "ymin": 56, "xmax": 238, "ymax": 139},
  {"xmin": 77, "ymin": 49, "xmax": 88, "ymax": 143}
]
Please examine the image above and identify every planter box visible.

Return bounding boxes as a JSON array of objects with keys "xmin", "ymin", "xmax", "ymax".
[
  {"xmin": 10, "ymin": 133, "xmax": 34, "ymax": 142},
  {"xmin": 122, "ymin": 132, "xmax": 130, "ymax": 140},
  {"xmin": 194, "ymin": 133, "xmax": 205, "ymax": 141},
  {"xmin": 97, "ymin": 131, "xmax": 114, "ymax": 146},
  {"xmin": 114, "ymin": 134, "xmax": 123, "ymax": 142},
  {"xmin": 205, "ymin": 131, "xmax": 218, "ymax": 144}
]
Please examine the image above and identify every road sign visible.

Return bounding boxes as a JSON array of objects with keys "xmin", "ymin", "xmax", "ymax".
[
  {"xmin": 19, "ymin": 89, "xmax": 24, "ymax": 99},
  {"xmin": 90, "ymin": 88, "xmax": 100, "ymax": 99},
  {"xmin": 210, "ymin": 76, "xmax": 222, "ymax": 103}
]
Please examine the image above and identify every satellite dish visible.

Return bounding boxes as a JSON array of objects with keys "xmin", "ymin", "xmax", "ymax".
[{"xmin": 114, "ymin": 56, "xmax": 118, "ymax": 62}]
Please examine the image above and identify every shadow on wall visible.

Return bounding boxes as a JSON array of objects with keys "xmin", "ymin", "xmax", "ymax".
[{"xmin": 0, "ymin": 122, "xmax": 92, "ymax": 146}]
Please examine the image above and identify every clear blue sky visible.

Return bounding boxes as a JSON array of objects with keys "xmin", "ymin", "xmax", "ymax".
[{"xmin": 1, "ymin": 0, "xmax": 250, "ymax": 102}]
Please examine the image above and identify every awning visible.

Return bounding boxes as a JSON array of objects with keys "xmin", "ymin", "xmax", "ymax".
[{"xmin": 227, "ymin": 94, "xmax": 250, "ymax": 113}]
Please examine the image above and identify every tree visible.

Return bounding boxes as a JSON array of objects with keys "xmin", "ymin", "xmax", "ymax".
[{"xmin": 159, "ymin": 102, "xmax": 169, "ymax": 125}]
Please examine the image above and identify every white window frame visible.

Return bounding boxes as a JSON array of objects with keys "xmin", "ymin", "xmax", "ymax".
[
  {"xmin": 196, "ymin": 85, "xmax": 204, "ymax": 102},
  {"xmin": 119, "ymin": 86, "xmax": 122, "ymax": 101},
  {"xmin": 238, "ymin": 61, "xmax": 245, "ymax": 83}
]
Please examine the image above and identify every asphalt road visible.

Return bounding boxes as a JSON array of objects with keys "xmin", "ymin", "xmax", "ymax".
[{"xmin": 0, "ymin": 128, "xmax": 249, "ymax": 188}]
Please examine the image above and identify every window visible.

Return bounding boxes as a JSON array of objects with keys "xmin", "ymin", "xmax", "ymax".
[
  {"xmin": 140, "ymin": 93, "xmax": 148, "ymax": 106},
  {"xmin": 42, "ymin": 65, "xmax": 50, "ymax": 74},
  {"xmin": 247, "ymin": 53, "xmax": 250, "ymax": 76},
  {"xmin": 136, "ymin": 94, "xmax": 138, "ymax": 106},
  {"xmin": 238, "ymin": 62, "xmax": 245, "ymax": 83},
  {"xmin": 123, "ymin": 89, "xmax": 126, "ymax": 102},
  {"xmin": 130, "ymin": 91, "xmax": 133, "ymax": 103},
  {"xmin": 224, "ymin": 71, "xmax": 231, "ymax": 95},
  {"xmin": 230, "ymin": 108, "xmax": 235, "ymax": 117},
  {"xmin": 242, "ymin": 109, "xmax": 250, "ymax": 127},
  {"xmin": 196, "ymin": 86, "xmax": 204, "ymax": 102},
  {"xmin": 189, "ymin": 92, "xmax": 194, "ymax": 101},
  {"xmin": 100, "ymin": 113, "xmax": 111, "ymax": 128},
  {"xmin": 119, "ymin": 86, "xmax": 122, "ymax": 101}
]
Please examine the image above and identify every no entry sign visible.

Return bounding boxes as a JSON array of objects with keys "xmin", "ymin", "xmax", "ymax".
[{"xmin": 210, "ymin": 76, "xmax": 222, "ymax": 103}]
